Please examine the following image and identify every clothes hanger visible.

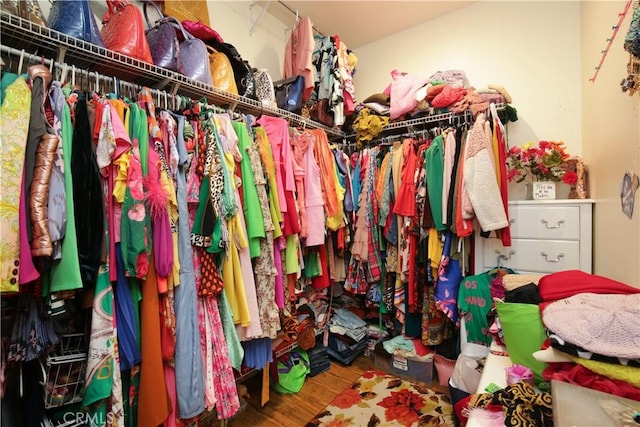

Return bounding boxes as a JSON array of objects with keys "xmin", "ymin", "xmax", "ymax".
[
  {"xmin": 487, "ymin": 249, "xmax": 516, "ymax": 276},
  {"xmin": 17, "ymin": 49, "xmax": 25, "ymax": 76}
]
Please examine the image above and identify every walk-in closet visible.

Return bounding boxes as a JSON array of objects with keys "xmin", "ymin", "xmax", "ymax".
[{"xmin": 1, "ymin": 1, "xmax": 638, "ymax": 427}]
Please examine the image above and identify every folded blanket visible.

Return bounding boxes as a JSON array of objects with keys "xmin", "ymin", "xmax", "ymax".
[{"xmin": 542, "ymin": 293, "xmax": 640, "ymax": 359}]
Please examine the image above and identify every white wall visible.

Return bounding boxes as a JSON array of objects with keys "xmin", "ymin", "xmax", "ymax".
[
  {"xmin": 581, "ymin": 1, "xmax": 640, "ymax": 287},
  {"xmin": 206, "ymin": 1, "xmax": 290, "ymax": 79},
  {"xmin": 354, "ymin": 1, "xmax": 583, "ymax": 157}
]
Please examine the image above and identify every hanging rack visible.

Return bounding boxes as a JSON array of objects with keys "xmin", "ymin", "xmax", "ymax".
[
  {"xmin": 0, "ymin": 44, "xmax": 208, "ymax": 115},
  {"xmin": 345, "ymin": 104, "xmax": 503, "ymax": 146}
]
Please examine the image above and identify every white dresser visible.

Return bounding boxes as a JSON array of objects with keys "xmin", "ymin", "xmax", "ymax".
[{"xmin": 474, "ymin": 199, "xmax": 594, "ymax": 275}]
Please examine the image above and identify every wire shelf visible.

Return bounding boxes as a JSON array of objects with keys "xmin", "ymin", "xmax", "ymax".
[
  {"xmin": 45, "ymin": 334, "xmax": 87, "ymax": 409},
  {"xmin": 345, "ymin": 103, "xmax": 507, "ymax": 141},
  {"xmin": 0, "ymin": 12, "xmax": 346, "ymax": 138}
]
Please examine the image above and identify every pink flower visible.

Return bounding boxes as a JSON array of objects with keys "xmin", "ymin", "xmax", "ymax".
[
  {"xmin": 128, "ymin": 203, "xmax": 146, "ymax": 221},
  {"xmin": 507, "ymin": 168, "xmax": 523, "ymax": 183},
  {"xmin": 506, "ymin": 140, "xmax": 572, "ymax": 182},
  {"xmin": 562, "ymin": 171, "xmax": 579, "ymax": 185}
]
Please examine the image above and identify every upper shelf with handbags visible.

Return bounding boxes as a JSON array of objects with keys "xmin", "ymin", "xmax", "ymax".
[{"xmin": 0, "ymin": 12, "xmax": 345, "ymax": 137}]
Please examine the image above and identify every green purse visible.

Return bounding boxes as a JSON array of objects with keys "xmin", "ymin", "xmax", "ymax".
[{"xmin": 273, "ymin": 349, "xmax": 310, "ymax": 394}]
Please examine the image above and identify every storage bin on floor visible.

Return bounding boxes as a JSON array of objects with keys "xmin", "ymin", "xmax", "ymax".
[{"xmin": 373, "ymin": 342, "xmax": 434, "ymax": 384}]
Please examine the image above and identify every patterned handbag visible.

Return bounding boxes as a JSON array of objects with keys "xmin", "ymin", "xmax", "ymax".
[
  {"xmin": 144, "ymin": 0, "xmax": 180, "ymax": 71},
  {"xmin": 144, "ymin": 2, "xmax": 212, "ymax": 85},
  {"xmin": 101, "ymin": 0, "xmax": 153, "ymax": 63}
]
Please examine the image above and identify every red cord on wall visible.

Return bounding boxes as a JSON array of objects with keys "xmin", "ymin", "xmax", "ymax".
[{"xmin": 589, "ymin": 0, "xmax": 633, "ymax": 83}]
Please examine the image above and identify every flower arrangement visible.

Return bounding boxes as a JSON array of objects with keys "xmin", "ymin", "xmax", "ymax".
[{"xmin": 506, "ymin": 140, "xmax": 578, "ymax": 185}]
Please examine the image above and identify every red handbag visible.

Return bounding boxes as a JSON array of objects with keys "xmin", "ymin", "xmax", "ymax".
[{"xmin": 101, "ymin": 0, "xmax": 153, "ymax": 64}]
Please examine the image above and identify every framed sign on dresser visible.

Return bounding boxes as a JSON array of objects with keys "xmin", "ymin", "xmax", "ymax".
[{"xmin": 474, "ymin": 199, "xmax": 595, "ymax": 275}]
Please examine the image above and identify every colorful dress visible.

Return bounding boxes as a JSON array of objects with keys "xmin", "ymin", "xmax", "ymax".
[{"xmin": 0, "ymin": 77, "xmax": 31, "ymax": 292}]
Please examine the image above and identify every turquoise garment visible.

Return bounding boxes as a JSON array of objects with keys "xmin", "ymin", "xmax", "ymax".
[
  {"xmin": 382, "ymin": 334, "xmax": 416, "ymax": 355},
  {"xmin": 351, "ymin": 156, "xmax": 362, "ymax": 212},
  {"xmin": 217, "ymin": 291, "xmax": 244, "ymax": 370},
  {"xmin": 378, "ymin": 152, "xmax": 393, "ymax": 227},
  {"xmin": 0, "ymin": 72, "xmax": 22, "ymax": 105}
]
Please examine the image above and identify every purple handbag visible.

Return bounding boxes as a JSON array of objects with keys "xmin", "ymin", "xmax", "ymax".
[
  {"xmin": 144, "ymin": 1, "xmax": 179, "ymax": 71},
  {"xmin": 144, "ymin": 1, "xmax": 212, "ymax": 85}
]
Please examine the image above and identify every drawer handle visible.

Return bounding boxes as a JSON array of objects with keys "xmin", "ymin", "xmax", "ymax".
[
  {"xmin": 540, "ymin": 252, "xmax": 565, "ymax": 263},
  {"xmin": 495, "ymin": 249, "xmax": 516, "ymax": 265},
  {"xmin": 541, "ymin": 219, "xmax": 565, "ymax": 229}
]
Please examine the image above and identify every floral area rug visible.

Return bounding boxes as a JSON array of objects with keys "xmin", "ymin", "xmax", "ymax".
[{"xmin": 306, "ymin": 369, "xmax": 454, "ymax": 427}]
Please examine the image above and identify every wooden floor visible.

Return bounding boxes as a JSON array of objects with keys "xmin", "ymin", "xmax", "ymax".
[
  {"xmin": 228, "ymin": 356, "xmax": 376, "ymax": 427},
  {"xmin": 227, "ymin": 355, "xmax": 449, "ymax": 427}
]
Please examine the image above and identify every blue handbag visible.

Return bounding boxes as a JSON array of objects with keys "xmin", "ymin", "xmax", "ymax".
[{"xmin": 47, "ymin": 0, "xmax": 105, "ymax": 48}]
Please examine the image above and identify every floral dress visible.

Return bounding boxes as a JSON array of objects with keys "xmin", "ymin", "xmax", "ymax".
[
  {"xmin": 0, "ymin": 77, "xmax": 31, "ymax": 292},
  {"xmin": 246, "ymin": 142, "xmax": 280, "ymax": 339}
]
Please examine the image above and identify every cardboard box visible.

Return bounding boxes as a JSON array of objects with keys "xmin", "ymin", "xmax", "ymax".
[{"xmin": 374, "ymin": 342, "xmax": 434, "ymax": 384}]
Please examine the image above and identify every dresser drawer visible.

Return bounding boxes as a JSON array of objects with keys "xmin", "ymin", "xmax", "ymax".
[
  {"xmin": 510, "ymin": 205, "xmax": 581, "ymax": 240},
  {"xmin": 482, "ymin": 238, "xmax": 581, "ymax": 273}
]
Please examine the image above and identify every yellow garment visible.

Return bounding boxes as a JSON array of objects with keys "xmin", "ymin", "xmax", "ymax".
[
  {"xmin": 347, "ymin": 51, "xmax": 358, "ymax": 74},
  {"xmin": 567, "ymin": 354, "xmax": 640, "ymax": 388},
  {"xmin": 222, "ymin": 204, "xmax": 251, "ymax": 327},
  {"xmin": 109, "ymin": 98, "xmax": 129, "ymax": 131},
  {"xmin": 326, "ymin": 158, "xmax": 346, "ymax": 231},
  {"xmin": 218, "ymin": 116, "xmax": 251, "ymax": 326},
  {"xmin": 428, "ymin": 228, "xmax": 444, "ymax": 277},
  {"xmin": 491, "ymin": 119, "xmax": 501, "ymax": 187},
  {"xmin": 353, "ymin": 108, "xmax": 389, "ymax": 148},
  {"xmin": 376, "ymin": 153, "xmax": 391, "ymax": 202},
  {"xmin": 113, "ymin": 151, "xmax": 131, "ymax": 203}
]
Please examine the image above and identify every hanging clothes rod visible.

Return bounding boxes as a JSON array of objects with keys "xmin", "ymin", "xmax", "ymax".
[
  {"xmin": 278, "ymin": 0, "xmax": 326, "ymax": 36},
  {"xmin": 0, "ymin": 44, "xmax": 245, "ymax": 116}
]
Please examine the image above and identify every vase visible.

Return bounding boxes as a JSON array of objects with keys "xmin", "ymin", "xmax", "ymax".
[
  {"xmin": 532, "ymin": 181, "xmax": 557, "ymax": 200},
  {"xmin": 524, "ymin": 182, "xmax": 534, "ymax": 200}
]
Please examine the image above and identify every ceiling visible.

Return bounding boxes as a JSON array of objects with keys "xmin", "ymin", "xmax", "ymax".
[{"xmin": 263, "ymin": 1, "xmax": 476, "ymax": 49}]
